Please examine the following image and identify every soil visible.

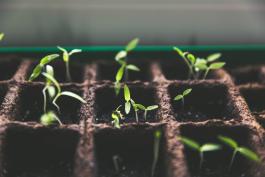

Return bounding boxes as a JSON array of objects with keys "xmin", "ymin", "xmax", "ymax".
[
  {"xmin": 0, "ymin": 56, "xmax": 264, "ymax": 177},
  {"xmin": 0, "ymin": 59, "xmax": 21, "ymax": 81}
]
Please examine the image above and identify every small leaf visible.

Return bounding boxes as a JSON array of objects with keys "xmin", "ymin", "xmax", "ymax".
[
  {"xmin": 134, "ymin": 104, "xmax": 146, "ymax": 110},
  {"xmin": 125, "ymin": 38, "xmax": 139, "ymax": 52},
  {"xmin": 178, "ymin": 136, "xmax": 200, "ymax": 151},
  {"xmin": 207, "ymin": 53, "xmax": 222, "ymax": 62},
  {"xmin": 0, "ymin": 33, "xmax": 4, "ymax": 41},
  {"xmin": 201, "ymin": 144, "xmax": 222, "ymax": 152},
  {"xmin": 114, "ymin": 82, "xmax": 121, "ymax": 95},
  {"xmin": 45, "ymin": 65, "xmax": 54, "ymax": 84},
  {"xmin": 195, "ymin": 59, "xmax": 207, "ymax": 70},
  {"xmin": 218, "ymin": 135, "xmax": 238, "ymax": 149},
  {"xmin": 69, "ymin": 49, "xmax": 82, "ymax": 56},
  {"xmin": 60, "ymin": 91, "xmax": 86, "ymax": 103},
  {"xmin": 187, "ymin": 54, "xmax": 195, "ymax": 64},
  {"xmin": 183, "ymin": 88, "xmax": 192, "ymax": 96},
  {"xmin": 126, "ymin": 64, "xmax": 140, "ymax": 71},
  {"xmin": 173, "ymin": 47, "xmax": 184, "ymax": 57},
  {"xmin": 57, "ymin": 46, "xmax": 67, "ymax": 53},
  {"xmin": 40, "ymin": 54, "xmax": 60, "ymax": 65},
  {"xmin": 238, "ymin": 147, "xmax": 261, "ymax": 162},
  {"xmin": 125, "ymin": 101, "xmax": 131, "ymax": 114},
  {"xmin": 116, "ymin": 65, "xmax": 125, "ymax": 82},
  {"xmin": 146, "ymin": 105, "xmax": 159, "ymax": 111},
  {"xmin": 115, "ymin": 50, "xmax": 127, "ymax": 61},
  {"xmin": 209, "ymin": 62, "xmax": 226, "ymax": 70},
  {"xmin": 29, "ymin": 64, "xmax": 43, "ymax": 81},
  {"xmin": 42, "ymin": 72, "xmax": 61, "ymax": 93},
  {"xmin": 124, "ymin": 84, "xmax": 131, "ymax": 102},
  {"xmin": 47, "ymin": 86, "xmax": 56, "ymax": 98},
  {"xmin": 174, "ymin": 95, "xmax": 183, "ymax": 101}
]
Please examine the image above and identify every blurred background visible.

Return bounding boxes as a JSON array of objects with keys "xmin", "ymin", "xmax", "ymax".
[{"xmin": 0, "ymin": 0, "xmax": 265, "ymax": 46}]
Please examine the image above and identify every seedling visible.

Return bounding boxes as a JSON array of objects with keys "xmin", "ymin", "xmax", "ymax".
[
  {"xmin": 218, "ymin": 135, "xmax": 261, "ymax": 170},
  {"xmin": 151, "ymin": 130, "xmax": 162, "ymax": 177},
  {"xmin": 173, "ymin": 47, "xmax": 225, "ymax": 79},
  {"xmin": 57, "ymin": 46, "xmax": 82, "ymax": 82},
  {"xmin": 41, "ymin": 72, "xmax": 86, "ymax": 112},
  {"xmin": 28, "ymin": 54, "xmax": 60, "ymax": 81},
  {"xmin": 40, "ymin": 111, "xmax": 62, "ymax": 126},
  {"xmin": 112, "ymin": 155, "xmax": 122, "ymax": 173},
  {"xmin": 114, "ymin": 38, "xmax": 140, "ymax": 95},
  {"xmin": 0, "ymin": 33, "xmax": 4, "ymax": 41},
  {"xmin": 132, "ymin": 104, "xmax": 158, "ymax": 120},
  {"xmin": 174, "ymin": 88, "xmax": 192, "ymax": 108},
  {"xmin": 178, "ymin": 136, "xmax": 222, "ymax": 170},
  {"xmin": 111, "ymin": 105, "xmax": 124, "ymax": 129}
]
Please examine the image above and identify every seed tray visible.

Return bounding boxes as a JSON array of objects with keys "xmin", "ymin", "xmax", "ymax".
[{"xmin": 0, "ymin": 49, "xmax": 264, "ymax": 177}]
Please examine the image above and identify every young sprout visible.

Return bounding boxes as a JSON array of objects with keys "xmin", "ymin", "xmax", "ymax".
[
  {"xmin": 40, "ymin": 111, "xmax": 62, "ymax": 126},
  {"xmin": 132, "ymin": 104, "xmax": 158, "ymax": 120},
  {"xmin": 0, "ymin": 33, "xmax": 4, "ymax": 41},
  {"xmin": 179, "ymin": 136, "xmax": 222, "ymax": 170},
  {"xmin": 112, "ymin": 155, "xmax": 122, "ymax": 173},
  {"xmin": 151, "ymin": 130, "xmax": 162, "ymax": 177},
  {"xmin": 57, "ymin": 46, "xmax": 82, "ymax": 82},
  {"xmin": 173, "ymin": 47, "xmax": 225, "ymax": 79},
  {"xmin": 111, "ymin": 105, "xmax": 124, "ymax": 129},
  {"xmin": 28, "ymin": 54, "xmax": 60, "ymax": 81},
  {"xmin": 42, "ymin": 65, "xmax": 56, "ymax": 113},
  {"xmin": 174, "ymin": 88, "xmax": 192, "ymax": 108},
  {"xmin": 114, "ymin": 38, "xmax": 140, "ymax": 95},
  {"xmin": 41, "ymin": 72, "xmax": 86, "ymax": 112},
  {"xmin": 218, "ymin": 135, "xmax": 261, "ymax": 170}
]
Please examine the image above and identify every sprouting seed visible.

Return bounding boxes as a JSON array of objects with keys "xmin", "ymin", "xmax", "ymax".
[
  {"xmin": 40, "ymin": 111, "xmax": 62, "ymax": 126},
  {"xmin": 174, "ymin": 88, "xmax": 192, "ymax": 108},
  {"xmin": 111, "ymin": 105, "xmax": 124, "ymax": 129},
  {"xmin": 218, "ymin": 135, "xmax": 261, "ymax": 171},
  {"xmin": 178, "ymin": 136, "xmax": 222, "ymax": 170},
  {"xmin": 151, "ymin": 130, "xmax": 162, "ymax": 177},
  {"xmin": 173, "ymin": 47, "xmax": 225, "ymax": 80},
  {"xmin": 114, "ymin": 38, "xmax": 140, "ymax": 95},
  {"xmin": 57, "ymin": 46, "xmax": 82, "ymax": 82}
]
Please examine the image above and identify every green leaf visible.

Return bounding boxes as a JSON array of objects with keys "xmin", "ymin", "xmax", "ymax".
[
  {"xmin": 125, "ymin": 101, "xmax": 131, "ymax": 114},
  {"xmin": 238, "ymin": 147, "xmax": 261, "ymax": 162},
  {"xmin": 45, "ymin": 65, "xmax": 54, "ymax": 84},
  {"xmin": 115, "ymin": 50, "xmax": 127, "ymax": 61},
  {"xmin": 207, "ymin": 53, "xmax": 222, "ymax": 62},
  {"xmin": 209, "ymin": 62, "xmax": 226, "ymax": 70},
  {"xmin": 218, "ymin": 135, "xmax": 238, "ymax": 149},
  {"xmin": 57, "ymin": 46, "xmax": 67, "ymax": 53},
  {"xmin": 40, "ymin": 54, "xmax": 60, "ymax": 65},
  {"xmin": 183, "ymin": 88, "xmax": 192, "ymax": 96},
  {"xmin": 173, "ymin": 47, "xmax": 184, "ymax": 57},
  {"xmin": 179, "ymin": 136, "xmax": 200, "ymax": 151},
  {"xmin": 126, "ymin": 64, "xmax": 140, "ymax": 71},
  {"xmin": 47, "ymin": 86, "xmax": 56, "ymax": 98},
  {"xmin": 42, "ymin": 72, "xmax": 61, "ymax": 93},
  {"xmin": 114, "ymin": 81, "xmax": 121, "ymax": 95},
  {"xmin": 60, "ymin": 91, "xmax": 86, "ymax": 103},
  {"xmin": 125, "ymin": 38, "xmax": 139, "ymax": 52},
  {"xmin": 69, "ymin": 49, "xmax": 82, "ymax": 56},
  {"xmin": 146, "ymin": 105, "xmax": 159, "ymax": 111},
  {"xmin": 116, "ymin": 65, "xmax": 125, "ymax": 82},
  {"xmin": 57, "ymin": 46, "xmax": 69, "ymax": 62},
  {"xmin": 124, "ymin": 84, "xmax": 131, "ymax": 102},
  {"xmin": 174, "ymin": 95, "xmax": 183, "ymax": 101},
  {"xmin": 187, "ymin": 54, "xmax": 196, "ymax": 64},
  {"xmin": 195, "ymin": 59, "xmax": 207, "ymax": 70},
  {"xmin": 29, "ymin": 64, "xmax": 43, "ymax": 81},
  {"xmin": 200, "ymin": 144, "xmax": 222, "ymax": 152},
  {"xmin": 134, "ymin": 104, "xmax": 146, "ymax": 110},
  {"xmin": 0, "ymin": 33, "xmax": 4, "ymax": 41}
]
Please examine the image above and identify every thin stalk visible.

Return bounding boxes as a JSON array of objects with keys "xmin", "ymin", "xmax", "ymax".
[
  {"xmin": 199, "ymin": 151, "xmax": 204, "ymax": 171},
  {"xmin": 144, "ymin": 110, "xmax": 147, "ymax": 120},
  {"xmin": 66, "ymin": 61, "xmax": 72, "ymax": 82},
  {"xmin": 135, "ymin": 110, "xmax": 139, "ymax": 123},
  {"xmin": 229, "ymin": 150, "xmax": 237, "ymax": 171},
  {"xmin": 183, "ymin": 57, "xmax": 194, "ymax": 79},
  {"xmin": 124, "ymin": 61, "xmax": 129, "ymax": 82},
  {"xmin": 151, "ymin": 133, "xmax": 161, "ymax": 177},
  {"xmin": 113, "ymin": 155, "xmax": 120, "ymax": 173},
  {"xmin": 181, "ymin": 97, "xmax": 185, "ymax": 110},
  {"xmin": 42, "ymin": 86, "xmax": 48, "ymax": 113},
  {"xmin": 203, "ymin": 68, "xmax": 210, "ymax": 80}
]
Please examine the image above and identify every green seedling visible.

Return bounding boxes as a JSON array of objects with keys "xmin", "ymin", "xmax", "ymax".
[
  {"xmin": 151, "ymin": 130, "xmax": 162, "ymax": 177},
  {"xmin": 111, "ymin": 105, "xmax": 124, "ymax": 129},
  {"xmin": 173, "ymin": 47, "xmax": 225, "ymax": 79},
  {"xmin": 179, "ymin": 136, "xmax": 222, "ymax": 170},
  {"xmin": 41, "ymin": 72, "xmax": 86, "ymax": 113},
  {"xmin": 218, "ymin": 135, "xmax": 261, "ymax": 170},
  {"xmin": 57, "ymin": 46, "xmax": 82, "ymax": 82},
  {"xmin": 174, "ymin": 88, "xmax": 192, "ymax": 108},
  {"xmin": 40, "ymin": 111, "xmax": 62, "ymax": 126},
  {"xmin": 112, "ymin": 155, "xmax": 122, "ymax": 173},
  {"xmin": 132, "ymin": 104, "xmax": 158, "ymax": 120},
  {"xmin": 0, "ymin": 33, "xmax": 4, "ymax": 41},
  {"xmin": 114, "ymin": 38, "xmax": 140, "ymax": 95},
  {"xmin": 29, "ymin": 54, "xmax": 60, "ymax": 81}
]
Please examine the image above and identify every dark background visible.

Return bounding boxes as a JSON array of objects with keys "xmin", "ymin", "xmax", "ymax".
[{"xmin": 0, "ymin": 0, "xmax": 265, "ymax": 46}]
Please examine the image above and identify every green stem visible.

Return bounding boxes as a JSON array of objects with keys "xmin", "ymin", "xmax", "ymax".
[
  {"xmin": 199, "ymin": 151, "xmax": 203, "ymax": 171},
  {"xmin": 42, "ymin": 86, "xmax": 48, "ymax": 113},
  {"xmin": 52, "ymin": 93, "xmax": 61, "ymax": 113},
  {"xmin": 183, "ymin": 57, "xmax": 194, "ymax": 79},
  {"xmin": 229, "ymin": 150, "xmax": 237, "ymax": 172},
  {"xmin": 181, "ymin": 97, "xmax": 185, "ymax": 110},
  {"xmin": 151, "ymin": 134, "xmax": 160, "ymax": 177},
  {"xmin": 135, "ymin": 110, "xmax": 139, "ymax": 123},
  {"xmin": 203, "ymin": 68, "xmax": 210, "ymax": 80},
  {"xmin": 66, "ymin": 61, "xmax": 72, "ymax": 82},
  {"xmin": 144, "ymin": 110, "xmax": 147, "ymax": 120}
]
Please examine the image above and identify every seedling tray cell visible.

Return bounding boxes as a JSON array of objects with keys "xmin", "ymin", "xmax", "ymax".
[{"xmin": 0, "ymin": 45, "xmax": 265, "ymax": 177}]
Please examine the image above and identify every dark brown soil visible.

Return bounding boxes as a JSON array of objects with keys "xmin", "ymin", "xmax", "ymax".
[
  {"xmin": 0, "ymin": 56, "xmax": 264, "ymax": 177},
  {"xmin": 0, "ymin": 59, "xmax": 21, "ymax": 81}
]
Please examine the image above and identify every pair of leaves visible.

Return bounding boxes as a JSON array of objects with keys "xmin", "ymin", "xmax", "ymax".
[
  {"xmin": 29, "ymin": 54, "xmax": 60, "ymax": 81},
  {"xmin": 57, "ymin": 46, "xmax": 82, "ymax": 62},
  {"xmin": 218, "ymin": 135, "xmax": 260, "ymax": 162},
  {"xmin": 0, "ymin": 33, "xmax": 4, "ymax": 41},
  {"xmin": 174, "ymin": 88, "xmax": 192, "ymax": 101},
  {"xmin": 124, "ymin": 85, "xmax": 131, "ymax": 114},
  {"xmin": 179, "ymin": 136, "xmax": 221, "ymax": 153},
  {"xmin": 112, "ymin": 106, "xmax": 124, "ymax": 129},
  {"xmin": 115, "ymin": 64, "xmax": 140, "ymax": 82},
  {"xmin": 115, "ymin": 38, "xmax": 139, "ymax": 61}
]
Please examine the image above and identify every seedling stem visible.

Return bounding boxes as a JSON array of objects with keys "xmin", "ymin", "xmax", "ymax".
[{"xmin": 151, "ymin": 130, "xmax": 161, "ymax": 177}]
